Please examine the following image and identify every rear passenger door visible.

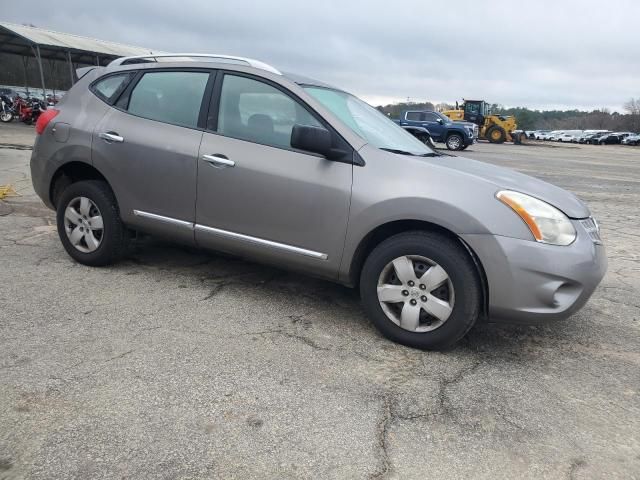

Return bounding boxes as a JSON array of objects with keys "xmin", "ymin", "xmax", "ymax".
[
  {"xmin": 92, "ymin": 68, "xmax": 211, "ymax": 243},
  {"xmin": 194, "ymin": 72, "xmax": 353, "ymax": 279}
]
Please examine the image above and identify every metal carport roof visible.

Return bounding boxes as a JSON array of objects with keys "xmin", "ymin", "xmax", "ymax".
[{"xmin": 0, "ymin": 21, "xmax": 164, "ymax": 93}]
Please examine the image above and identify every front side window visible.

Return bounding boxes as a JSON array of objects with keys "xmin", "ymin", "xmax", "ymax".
[
  {"xmin": 127, "ymin": 71, "xmax": 209, "ymax": 128},
  {"xmin": 216, "ymin": 74, "xmax": 322, "ymax": 149},
  {"xmin": 93, "ymin": 73, "xmax": 132, "ymax": 103},
  {"xmin": 304, "ymin": 86, "xmax": 435, "ymax": 156}
]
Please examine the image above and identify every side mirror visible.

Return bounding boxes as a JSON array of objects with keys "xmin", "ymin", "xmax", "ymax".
[
  {"xmin": 437, "ymin": 118, "xmax": 444, "ymax": 125},
  {"xmin": 291, "ymin": 124, "xmax": 332, "ymax": 157}
]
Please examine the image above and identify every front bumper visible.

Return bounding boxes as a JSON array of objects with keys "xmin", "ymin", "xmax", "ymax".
[{"xmin": 461, "ymin": 220, "xmax": 607, "ymax": 324}]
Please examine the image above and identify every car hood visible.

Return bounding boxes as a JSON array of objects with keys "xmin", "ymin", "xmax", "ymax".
[
  {"xmin": 449, "ymin": 121, "xmax": 474, "ymax": 129},
  {"xmin": 425, "ymin": 154, "xmax": 590, "ymax": 218}
]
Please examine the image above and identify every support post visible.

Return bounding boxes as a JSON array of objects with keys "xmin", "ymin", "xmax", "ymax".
[
  {"xmin": 33, "ymin": 45, "xmax": 47, "ymax": 100},
  {"xmin": 67, "ymin": 50, "xmax": 74, "ymax": 87},
  {"xmin": 21, "ymin": 56, "xmax": 29, "ymax": 94},
  {"xmin": 96, "ymin": 54, "xmax": 100, "ymax": 66}
]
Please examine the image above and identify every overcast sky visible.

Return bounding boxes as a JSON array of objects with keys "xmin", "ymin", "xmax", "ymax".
[{"xmin": 5, "ymin": 0, "xmax": 640, "ymax": 111}]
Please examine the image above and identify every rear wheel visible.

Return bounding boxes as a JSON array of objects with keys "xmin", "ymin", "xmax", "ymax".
[
  {"xmin": 486, "ymin": 126, "xmax": 506, "ymax": 143},
  {"xmin": 415, "ymin": 132, "xmax": 437, "ymax": 149},
  {"xmin": 0, "ymin": 111, "xmax": 13, "ymax": 122},
  {"xmin": 360, "ymin": 231, "xmax": 481, "ymax": 350},
  {"xmin": 445, "ymin": 133, "xmax": 464, "ymax": 151},
  {"xmin": 56, "ymin": 180, "xmax": 128, "ymax": 266}
]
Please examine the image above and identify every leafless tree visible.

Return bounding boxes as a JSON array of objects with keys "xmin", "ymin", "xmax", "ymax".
[{"xmin": 624, "ymin": 98, "xmax": 640, "ymax": 132}]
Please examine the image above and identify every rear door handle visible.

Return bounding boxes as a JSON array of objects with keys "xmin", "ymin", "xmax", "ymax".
[
  {"xmin": 202, "ymin": 154, "xmax": 235, "ymax": 168},
  {"xmin": 99, "ymin": 132, "xmax": 124, "ymax": 143}
]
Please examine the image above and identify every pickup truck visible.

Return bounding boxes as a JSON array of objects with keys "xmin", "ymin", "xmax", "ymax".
[{"xmin": 396, "ymin": 110, "xmax": 477, "ymax": 151}]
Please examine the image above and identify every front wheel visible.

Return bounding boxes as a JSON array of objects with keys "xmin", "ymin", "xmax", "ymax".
[
  {"xmin": 486, "ymin": 126, "xmax": 506, "ymax": 143},
  {"xmin": 360, "ymin": 231, "xmax": 481, "ymax": 350},
  {"xmin": 56, "ymin": 180, "xmax": 129, "ymax": 266},
  {"xmin": 445, "ymin": 133, "xmax": 464, "ymax": 151},
  {"xmin": 0, "ymin": 111, "xmax": 13, "ymax": 122}
]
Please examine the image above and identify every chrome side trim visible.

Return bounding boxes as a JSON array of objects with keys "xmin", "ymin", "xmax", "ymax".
[
  {"xmin": 132, "ymin": 210, "xmax": 327, "ymax": 260},
  {"xmin": 133, "ymin": 210, "xmax": 194, "ymax": 229},
  {"xmin": 195, "ymin": 224, "xmax": 328, "ymax": 260}
]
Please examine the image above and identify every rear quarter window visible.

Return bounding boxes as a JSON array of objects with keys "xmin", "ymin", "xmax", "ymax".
[{"xmin": 91, "ymin": 73, "xmax": 134, "ymax": 103}]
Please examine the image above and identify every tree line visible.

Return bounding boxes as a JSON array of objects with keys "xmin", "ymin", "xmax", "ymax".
[{"xmin": 377, "ymin": 99, "xmax": 640, "ymax": 132}]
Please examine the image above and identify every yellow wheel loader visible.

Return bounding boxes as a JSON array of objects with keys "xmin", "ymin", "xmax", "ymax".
[{"xmin": 442, "ymin": 100, "xmax": 517, "ymax": 143}]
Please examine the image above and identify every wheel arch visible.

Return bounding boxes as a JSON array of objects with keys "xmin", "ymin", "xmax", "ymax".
[
  {"xmin": 49, "ymin": 161, "xmax": 115, "ymax": 209},
  {"xmin": 346, "ymin": 219, "xmax": 489, "ymax": 317}
]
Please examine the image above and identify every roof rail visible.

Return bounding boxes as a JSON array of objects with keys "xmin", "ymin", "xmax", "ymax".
[{"xmin": 108, "ymin": 53, "xmax": 281, "ymax": 75}]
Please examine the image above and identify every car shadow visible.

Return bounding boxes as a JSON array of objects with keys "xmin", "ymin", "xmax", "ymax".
[{"xmin": 119, "ymin": 235, "xmax": 585, "ymax": 357}]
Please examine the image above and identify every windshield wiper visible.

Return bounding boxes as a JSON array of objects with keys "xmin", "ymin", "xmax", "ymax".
[{"xmin": 380, "ymin": 148, "xmax": 440, "ymax": 157}]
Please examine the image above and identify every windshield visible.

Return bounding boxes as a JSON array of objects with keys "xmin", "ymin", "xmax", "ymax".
[
  {"xmin": 303, "ymin": 86, "xmax": 436, "ymax": 156},
  {"xmin": 435, "ymin": 111, "xmax": 452, "ymax": 124}
]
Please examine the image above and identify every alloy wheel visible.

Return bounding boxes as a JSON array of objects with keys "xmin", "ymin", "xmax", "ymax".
[
  {"xmin": 376, "ymin": 255, "xmax": 455, "ymax": 332},
  {"xmin": 63, "ymin": 196, "xmax": 104, "ymax": 253},
  {"xmin": 447, "ymin": 135, "xmax": 461, "ymax": 150}
]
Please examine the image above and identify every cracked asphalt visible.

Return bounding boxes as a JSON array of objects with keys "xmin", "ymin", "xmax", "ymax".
[{"xmin": 1, "ymin": 122, "xmax": 639, "ymax": 479}]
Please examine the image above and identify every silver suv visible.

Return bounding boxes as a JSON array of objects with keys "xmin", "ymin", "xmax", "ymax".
[{"xmin": 30, "ymin": 54, "xmax": 606, "ymax": 349}]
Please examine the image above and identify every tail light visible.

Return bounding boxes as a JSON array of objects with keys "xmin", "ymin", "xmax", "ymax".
[{"xmin": 35, "ymin": 108, "xmax": 59, "ymax": 135}]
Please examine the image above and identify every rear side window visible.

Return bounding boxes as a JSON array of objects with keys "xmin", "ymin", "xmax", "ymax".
[
  {"xmin": 405, "ymin": 112, "xmax": 423, "ymax": 121},
  {"xmin": 92, "ymin": 73, "xmax": 132, "ymax": 103},
  {"xmin": 127, "ymin": 71, "xmax": 209, "ymax": 129}
]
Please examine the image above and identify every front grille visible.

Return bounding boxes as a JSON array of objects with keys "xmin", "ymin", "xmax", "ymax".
[{"xmin": 580, "ymin": 217, "xmax": 602, "ymax": 244}]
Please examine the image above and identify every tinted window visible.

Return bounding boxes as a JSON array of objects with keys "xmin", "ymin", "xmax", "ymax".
[
  {"xmin": 127, "ymin": 71, "xmax": 209, "ymax": 128},
  {"xmin": 93, "ymin": 73, "xmax": 132, "ymax": 102},
  {"xmin": 216, "ymin": 75, "xmax": 321, "ymax": 149},
  {"xmin": 423, "ymin": 112, "xmax": 439, "ymax": 122},
  {"xmin": 405, "ymin": 112, "xmax": 423, "ymax": 121}
]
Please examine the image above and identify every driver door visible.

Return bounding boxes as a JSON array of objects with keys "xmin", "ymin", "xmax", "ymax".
[{"xmin": 195, "ymin": 72, "xmax": 353, "ymax": 279}]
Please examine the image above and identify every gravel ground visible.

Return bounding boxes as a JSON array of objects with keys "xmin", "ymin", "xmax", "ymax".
[{"xmin": 1, "ymin": 123, "xmax": 639, "ymax": 479}]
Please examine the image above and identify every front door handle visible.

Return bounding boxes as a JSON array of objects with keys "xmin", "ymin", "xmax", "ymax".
[
  {"xmin": 202, "ymin": 154, "xmax": 235, "ymax": 168},
  {"xmin": 99, "ymin": 132, "xmax": 124, "ymax": 143}
]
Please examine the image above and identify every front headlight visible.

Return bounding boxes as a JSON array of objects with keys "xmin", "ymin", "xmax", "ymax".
[{"xmin": 496, "ymin": 190, "xmax": 576, "ymax": 246}]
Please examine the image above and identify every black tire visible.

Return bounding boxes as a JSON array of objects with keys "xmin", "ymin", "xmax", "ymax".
[
  {"xmin": 359, "ymin": 231, "xmax": 482, "ymax": 350},
  {"xmin": 445, "ymin": 133, "xmax": 464, "ymax": 151},
  {"xmin": 0, "ymin": 111, "xmax": 13, "ymax": 122},
  {"xmin": 486, "ymin": 126, "xmax": 506, "ymax": 143},
  {"xmin": 415, "ymin": 133, "xmax": 436, "ymax": 149},
  {"xmin": 56, "ymin": 180, "xmax": 128, "ymax": 266}
]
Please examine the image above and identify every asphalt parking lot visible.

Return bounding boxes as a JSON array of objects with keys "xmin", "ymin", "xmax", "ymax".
[{"xmin": 1, "ymin": 123, "xmax": 639, "ymax": 479}]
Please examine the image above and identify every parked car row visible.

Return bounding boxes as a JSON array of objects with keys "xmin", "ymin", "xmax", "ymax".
[{"xmin": 527, "ymin": 129, "xmax": 639, "ymax": 145}]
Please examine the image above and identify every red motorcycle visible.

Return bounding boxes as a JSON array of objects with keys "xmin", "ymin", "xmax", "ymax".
[{"xmin": 12, "ymin": 95, "xmax": 45, "ymax": 125}]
